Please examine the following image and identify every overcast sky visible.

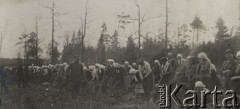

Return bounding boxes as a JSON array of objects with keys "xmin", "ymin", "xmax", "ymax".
[{"xmin": 0, "ymin": 0, "xmax": 239, "ymax": 58}]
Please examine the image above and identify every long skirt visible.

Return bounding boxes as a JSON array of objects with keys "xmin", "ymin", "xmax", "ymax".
[
  {"xmin": 142, "ymin": 74, "xmax": 153, "ymax": 96},
  {"xmin": 124, "ymin": 74, "xmax": 132, "ymax": 89}
]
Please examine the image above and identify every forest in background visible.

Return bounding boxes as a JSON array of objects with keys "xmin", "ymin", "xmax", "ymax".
[{"xmin": 13, "ymin": 16, "xmax": 240, "ymax": 71}]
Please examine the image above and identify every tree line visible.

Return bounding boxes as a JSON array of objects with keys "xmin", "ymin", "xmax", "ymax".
[{"xmin": 16, "ymin": 14, "xmax": 240, "ymax": 69}]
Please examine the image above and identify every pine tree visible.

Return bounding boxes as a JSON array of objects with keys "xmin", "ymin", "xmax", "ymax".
[
  {"xmin": 215, "ymin": 17, "xmax": 230, "ymax": 69},
  {"xmin": 190, "ymin": 15, "xmax": 205, "ymax": 45},
  {"xmin": 48, "ymin": 41, "xmax": 60, "ymax": 64},
  {"xmin": 71, "ymin": 31, "xmax": 76, "ymax": 45},
  {"xmin": 215, "ymin": 17, "xmax": 229, "ymax": 41},
  {"xmin": 76, "ymin": 29, "xmax": 82, "ymax": 45},
  {"xmin": 110, "ymin": 30, "xmax": 119, "ymax": 50},
  {"xmin": 125, "ymin": 36, "xmax": 137, "ymax": 63},
  {"xmin": 97, "ymin": 23, "xmax": 108, "ymax": 64}
]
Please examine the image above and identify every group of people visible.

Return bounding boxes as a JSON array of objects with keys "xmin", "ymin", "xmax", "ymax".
[
  {"xmin": 1, "ymin": 49, "xmax": 240, "ymax": 103},
  {"xmin": 62, "ymin": 49, "xmax": 240, "ymax": 101},
  {"xmin": 130, "ymin": 49, "xmax": 240, "ymax": 103}
]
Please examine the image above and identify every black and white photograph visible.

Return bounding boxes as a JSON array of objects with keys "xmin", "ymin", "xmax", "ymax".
[{"xmin": 1, "ymin": 0, "xmax": 240, "ymax": 109}]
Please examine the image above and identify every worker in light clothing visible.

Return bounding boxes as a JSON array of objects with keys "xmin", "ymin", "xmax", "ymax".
[{"xmin": 138, "ymin": 58, "xmax": 153, "ymax": 100}]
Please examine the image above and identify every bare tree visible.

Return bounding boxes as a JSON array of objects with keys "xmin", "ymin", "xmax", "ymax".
[
  {"xmin": 0, "ymin": 21, "xmax": 8, "ymax": 58},
  {"xmin": 133, "ymin": 0, "xmax": 161, "ymax": 58},
  {"xmin": 80, "ymin": 0, "xmax": 89, "ymax": 63},
  {"xmin": 41, "ymin": 2, "xmax": 67, "ymax": 64},
  {"xmin": 165, "ymin": 0, "xmax": 169, "ymax": 53},
  {"xmin": 35, "ymin": 16, "xmax": 40, "ymax": 65}
]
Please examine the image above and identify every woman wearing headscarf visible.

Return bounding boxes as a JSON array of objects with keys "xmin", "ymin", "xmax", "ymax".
[
  {"xmin": 221, "ymin": 49, "xmax": 237, "ymax": 91},
  {"xmin": 231, "ymin": 51, "xmax": 240, "ymax": 95},
  {"xmin": 181, "ymin": 56, "xmax": 199, "ymax": 89},
  {"xmin": 174, "ymin": 54, "xmax": 187, "ymax": 85},
  {"xmin": 176, "ymin": 53, "xmax": 186, "ymax": 65},
  {"xmin": 175, "ymin": 53, "xmax": 186, "ymax": 75},
  {"xmin": 159, "ymin": 57, "xmax": 174, "ymax": 85},
  {"xmin": 138, "ymin": 58, "xmax": 153, "ymax": 101},
  {"xmin": 123, "ymin": 61, "xmax": 131, "ymax": 74},
  {"xmin": 196, "ymin": 52, "xmax": 212, "ymax": 90},
  {"xmin": 130, "ymin": 63, "xmax": 144, "ymax": 93},
  {"xmin": 152, "ymin": 60, "xmax": 162, "ymax": 84},
  {"xmin": 123, "ymin": 61, "xmax": 132, "ymax": 90}
]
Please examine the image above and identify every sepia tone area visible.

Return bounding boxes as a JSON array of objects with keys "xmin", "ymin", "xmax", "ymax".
[{"xmin": 1, "ymin": 0, "xmax": 240, "ymax": 109}]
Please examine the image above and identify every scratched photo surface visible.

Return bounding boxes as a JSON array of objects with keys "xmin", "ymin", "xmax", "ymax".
[{"xmin": 0, "ymin": 0, "xmax": 240, "ymax": 109}]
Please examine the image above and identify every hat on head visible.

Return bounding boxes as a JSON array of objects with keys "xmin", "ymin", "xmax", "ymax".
[
  {"xmin": 160, "ymin": 57, "xmax": 168, "ymax": 63},
  {"xmin": 198, "ymin": 52, "xmax": 207, "ymax": 59},
  {"xmin": 154, "ymin": 60, "xmax": 159, "ymax": 63},
  {"xmin": 195, "ymin": 81, "xmax": 205, "ymax": 88},
  {"xmin": 236, "ymin": 51, "xmax": 240, "ymax": 57},
  {"xmin": 187, "ymin": 56, "xmax": 191, "ymax": 60},
  {"xmin": 225, "ymin": 49, "xmax": 234, "ymax": 54},
  {"xmin": 177, "ymin": 53, "xmax": 183, "ymax": 58},
  {"xmin": 132, "ymin": 63, "xmax": 137, "ymax": 66}
]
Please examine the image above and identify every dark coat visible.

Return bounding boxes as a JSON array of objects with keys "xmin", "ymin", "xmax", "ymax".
[
  {"xmin": 221, "ymin": 59, "xmax": 237, "ymax": 77},
  {"xmin": 17, "ymin": 65, "xmax": 24, "ymax": 78},
  {"xmin": 66, "ymin": 62, "xmax": 84, "ymax": 81}
]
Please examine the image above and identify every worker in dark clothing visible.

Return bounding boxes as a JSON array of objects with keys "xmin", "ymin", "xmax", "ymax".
[
  {"xmin": 66, "ymin": 56, "xmax": 84, "ymax": 98},
  {"xmin": 17, "ymin": 60, "xmax": 25, "ymax": 88},
  {"xmin": 167, "ymin": 52, "xmax": 177, "ymax": 71},
  {"xmin": 0, "ymin": 65, "xmax": 8, "ymax": 93},
  {"xmin": 221, "ymin": 49, "xmax": 237, "ymax": 91},
  {"xmin": 105, "ymin": 60, "xmax": 116, "ymax": 92},
  {"xmin": 24, "ymin": 64, "xmax": 30, "ymax": 87}
]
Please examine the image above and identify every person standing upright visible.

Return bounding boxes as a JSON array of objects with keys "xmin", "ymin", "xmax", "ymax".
[
  {"xmin": 66, "ymin": 56, "xmax": 84, "ymax": 98},
  {"xmin": 221, "ymin": 49, "xmax": 237, "ymax": 91},
  {"xmin": 0, "ymin": 65, "xmax": 8, "ymax": 93},
  {"xmin": 196, "ymin": 52, "xmax": 212, "ymax": 89},
  {"xmin": 152, "ymin": 60, "xmax": 161, "ymax": 84},
  {"xmin": 231, "ymin": 51, "xmax": 240, "ymax": 95},
  {"xmin": 182, "ymin": 56, "xmax": 199, "ymax": 89},
  {"xmin": 167, "ymin": 52, "xmax": 177, "ymax": 71},
  {"xmin": 17, "ymin": 60, "xmax": 25, "ymax": 88},
  {"xmin": 24, "ymin": 64, "xmax": 30, "ymax": 87}
]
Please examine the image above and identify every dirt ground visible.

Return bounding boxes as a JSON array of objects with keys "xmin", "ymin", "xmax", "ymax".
[
  {"xmin": 1, "ymin": 82, "xmax": 162, "ymax": 109},
  {"xmin": 1, "ymin": 71, "xmax": 228, "ymax": 109},
  {"xmin": 1, "ymin": 71, "xmax": 161, "ymax": 109}
]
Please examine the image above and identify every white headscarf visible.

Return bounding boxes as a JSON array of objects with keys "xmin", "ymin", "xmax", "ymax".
[
  {"xmin": 177, "ymin": 53, "xmax": 183, "ymax": 58},
  {"xmin": 236, "ymin": 51, "xmax": 240, "ymax": 57},
  {"xmin": 198, "ymin": 52, "xmax": 210, "ymax": 62},
  {"xmin": 124, "ymin": 61, "xmax": 129, "ymax": 65},
  {"xmin": 154, "ymin": 60, "xmax": 160, "ymax": 65},
  {"xmin": 195, "ymin": 81, "xmax": 205, "ymax": 88}
]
